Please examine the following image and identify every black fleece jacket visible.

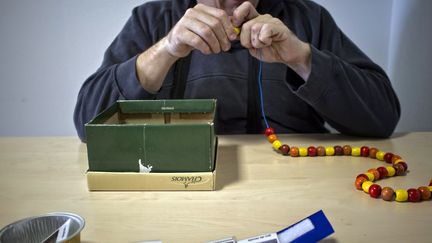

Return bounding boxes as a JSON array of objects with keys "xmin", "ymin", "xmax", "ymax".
[{"xmin": 74, "ymin": 0, "xmax": 400, "ymax": 142}]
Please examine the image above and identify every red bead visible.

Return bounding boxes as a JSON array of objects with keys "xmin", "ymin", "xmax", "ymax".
[
  {"xmin": 384, "ymin": 153, "xmax": 394, "ymax": 164},
  {"xmin": 316, "ymin": 146, "xmax": 326, "ymax": 156},
  {"xmin": 342, "ymin": 145, "xmax": 352, "ymax": 155},
  {"xmin": 429, "ymin": 179, "xmax": 432, "ymax": 187},
  {"xmin": 360, "ymin": 146, "xmax": 370, "ymax": 157},
  {"xmin": 376, "ymin": 167, "xmax": 388, "ymax": 179},
  {"xmin": 407, "ymin": 188, "xmax": 421, "ymax": 202},
  {"xmin": 418, "ymin": 186, "xmax": 431, "ymax": 200},
  {"xmin": 334, "ymin": 145, "xmax": 343, "ymax": 155},
  {"xmin": 369, "ymin": 147, "xmax": 378, "ymax": 159},
  {"xmin": 381, "ymin": 187, "xmax": 395, "ymax": 201},
  {"xmin": 265, "ymin": 127, "xmax": 274, "ymax": 136},
  {"xmin": 369, "ymin": 184, "xmax": 382, "ymax": 198},
  {"xmin": 279, "ymin": 144, "xmax": 290, "ymax": 155},
  {"xmin": 307, "ymin": 146, "xmax": 317, "ymax": 157},
  {"xmin": 290, "ymin": 147, "xmax": 299, "ymax": 157}
]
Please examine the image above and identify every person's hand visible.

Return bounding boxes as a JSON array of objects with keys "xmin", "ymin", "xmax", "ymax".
[
  {"xmin": 232, "ymin": 2, "xmax": 311, "ymax": 79},
  {"xmin": 164, "ymin": 3, "xmax": 238, "ymax": 58}
]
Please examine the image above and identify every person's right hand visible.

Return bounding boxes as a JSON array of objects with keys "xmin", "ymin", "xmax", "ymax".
[{"xmin": 164, "ymin": 3, "xmax": 238, "ymax": 58}]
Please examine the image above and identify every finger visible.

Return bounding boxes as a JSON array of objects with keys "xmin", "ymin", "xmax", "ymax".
[
  {"xmin": 232, "ymin": 2, "xmax": 259, "ymax": 27},
  {"xmin": 251, "ymin": 23, "xmax": 269, "ymax": 49},
  {"xmin": 239, "ymin": 19, "xmax": 253, "ymax": 48},
  {"xmin": 191, "ymin": 8, "xmax": 232, "ymax": 51},
  {"xmin": 183, "ymin": 15, "xmax": 221, "ymax": 53},
  {"xmin": 258, "ymin": 24, "xmax": 275, "ymax": 46},
  {"xmin": 177, "ymin": 28, "xmax": 212, "ymax": 55},
  {"xmin": 194, "ymin": 3, "xmax": 237, "ymax": 41}
]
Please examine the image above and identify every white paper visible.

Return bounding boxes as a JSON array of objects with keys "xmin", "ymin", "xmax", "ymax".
[
  {"xmin": 238, "ymin": 233, "xmax": 279, "ymax": 243},
  {"xmin": 55, "ymin": 219, "xmax": 71, "ymax": 242},
  {"xmin": 277, "ymin": 218, "xmax": 315, "ymax": 243}
]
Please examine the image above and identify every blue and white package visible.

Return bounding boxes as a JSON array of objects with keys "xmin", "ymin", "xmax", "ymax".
[{"xmin": 277, "ymin": 210, "xmax": 334, "ymax": 243}]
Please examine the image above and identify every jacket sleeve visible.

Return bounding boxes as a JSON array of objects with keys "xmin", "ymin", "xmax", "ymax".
[
  {"xmin": 289, "ymin": 7, "xmax": 400, "ymax": 138},
  {"xmin": 73, "ymin": 6, "xmax": 158, "ymax": 142}
]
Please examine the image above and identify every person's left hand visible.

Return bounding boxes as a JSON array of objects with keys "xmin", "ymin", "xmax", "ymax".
[{"xmin": 232, "ymin": 2, "xmax": 311, "ymax": 79}]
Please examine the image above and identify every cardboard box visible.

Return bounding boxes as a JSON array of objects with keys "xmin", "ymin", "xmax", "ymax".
[
  {"xmin": 85, "ymin": 99, "xmax": 216, "ymax": 173},
  {"xmin": 86, "ymin": 170, "xmax": 216, "ymax": 191},
  {"xmin": 87, "ymin": 143, "xmax": 218, "ymax": 191}
]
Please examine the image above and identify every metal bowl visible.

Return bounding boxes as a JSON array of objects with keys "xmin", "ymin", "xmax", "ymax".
[{"xmin": 0, "ymin": 212, "xmax": 85, "ymax": 243}]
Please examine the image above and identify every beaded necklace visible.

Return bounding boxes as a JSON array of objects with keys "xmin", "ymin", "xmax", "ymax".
[{"xmin": 256, "ymin": 59, "xmax": 432, "ymax": 203}]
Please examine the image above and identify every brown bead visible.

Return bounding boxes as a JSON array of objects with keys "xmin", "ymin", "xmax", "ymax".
[
  {"xmin": 381, "ymin": 187, "xmax": 395, "ymax": 201},
  {"xmin": 393, "ymin": 163, "xmax": 405, "ymax": 176},
  {"xmin": 355, "ymin": 177, "xmax": 367, "ymax": 190},
  {"xmin": 334, "ymin": 145, "xmax": 343, "ymax": 155},
  {"xmin": 316, "ymin": 146, "xmax": 326, "ymax": 156},
  {"xmin": 429, "ymin": 179, "xmax": 432, "ymax": 187},
  {"xmin": 369, "ymin": 147, "xmax": 379, "ymax": 159},
  {"xmin": 367, "ymin": 168, "xmax": 381, "ymax": 180},
  {"xmin": 418, "ymin": 186, "xmax": 431, "ymax": 200},
  {"xmin": 279, "ymin": 144, "xmax": 290, "ymax": 155},
  {"xmin": 397, "ymin": 162, "xmax": 408, "ymax": 172},
  {"xmin": 356, "ymin": 174, "xmax": 369, "ymax": 181},
  {"xmin": 343, "ymin": 145, "xmax": 352, "ymax": 155},
  {"xmin": 391, "ymin": 155, "xmax": 402, "ymax": 163}
]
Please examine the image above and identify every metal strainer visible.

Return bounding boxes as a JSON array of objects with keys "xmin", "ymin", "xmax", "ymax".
[{"xmin": 0, "ymin": 212, "xmax": 85, "ymax": 243}]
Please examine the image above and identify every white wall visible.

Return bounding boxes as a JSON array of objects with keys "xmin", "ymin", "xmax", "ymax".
[
  {"xmin": 0, "ymin": 0, "xmax": 431, "ymax": 137},
  {"xmin": 313, "ymin": 0, "xmax": 393, "ymax": 72},
  {"xmin": 0, "ymin": 0, "xmax": 144, "ymax": 137},
  {"xmin": 388, "ymin": 0, "xmax": 432, "ymax": 132}
]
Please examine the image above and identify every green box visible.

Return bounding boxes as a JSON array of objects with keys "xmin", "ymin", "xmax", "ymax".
[{"xmin": 85, "ymin": 99, "xmax": 216, "ymax": 173}]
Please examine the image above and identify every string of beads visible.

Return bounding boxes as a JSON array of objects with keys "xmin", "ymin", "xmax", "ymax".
[
  {"xmin": 264, "ymin": 127, "xmax": 432, "ymax": 203},
  {"xmin": 254, "ymin": 50, "xmax": 431, "ymax": 203}
]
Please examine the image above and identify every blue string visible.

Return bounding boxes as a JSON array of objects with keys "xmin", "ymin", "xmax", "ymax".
[{"xmin": 257, "ymin": 53, "xmax": 270, "ymax": 129}]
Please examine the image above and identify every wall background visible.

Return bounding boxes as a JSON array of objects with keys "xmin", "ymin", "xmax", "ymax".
[{"xmin": 0, "ymin": 0, "xmax": 431, "ymax": 137}]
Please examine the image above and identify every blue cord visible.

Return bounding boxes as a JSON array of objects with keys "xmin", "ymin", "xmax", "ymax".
[{"xmin": 257, "ymin": 57, "xmax": 270, "ymax": 129}]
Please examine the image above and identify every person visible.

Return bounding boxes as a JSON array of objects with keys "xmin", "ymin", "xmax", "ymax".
[{"xmin": 74, "ymin": 0, "xmax": 400, "ymax": 142}]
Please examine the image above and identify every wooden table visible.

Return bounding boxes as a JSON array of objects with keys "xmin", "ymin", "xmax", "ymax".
[{"xmin": 1, "ymin": 133, "xmax": 431, "ymax": 243}]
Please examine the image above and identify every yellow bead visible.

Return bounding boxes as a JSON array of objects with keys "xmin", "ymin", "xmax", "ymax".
[
  {"xmin": 364, "ymin": 172, "xmax": 375, "ymax": 182},
  {"xmin": 272, "ymin": 140, "xmax": 282, "ymax": 150},
  {"xmin": 325, "ymin": 147, "xmax": 335, "ymax": 156},
  {"xmin": 362, "ymin": 181, "xmax": 373, "ymax": 193},
  {"xmin": 395, "ymin": 189, "xmax": 408, "ymax": 202},
  {"xmin": 299, "ymin": 147, "xmax": 308, "ymax": 157},
  {"xmin": 393, "ymin": 159, "xmax": 405, "ymax": 165},
  {"xmin": 234, "ymin": 27, "xmax": 241, "ymax": 35},
  {"xmin": 351, "ymin": 147, "xmax": 361, "ymax": 156},
  {"xmin": 386, "ymin": 166, "xmax": 396, "ymax": 177},
  {"xmin": 429, "ymin": 186, "xmax": 432, "ymax": 192},
  {"xmin": 376, "ymin": 151, "xmax": 386, "ymax": 161}
]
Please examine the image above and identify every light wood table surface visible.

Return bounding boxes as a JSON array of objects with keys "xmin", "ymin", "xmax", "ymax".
[{"xmin": 0, "ymin": 133, "xmax": 431, "ymax": 243}]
